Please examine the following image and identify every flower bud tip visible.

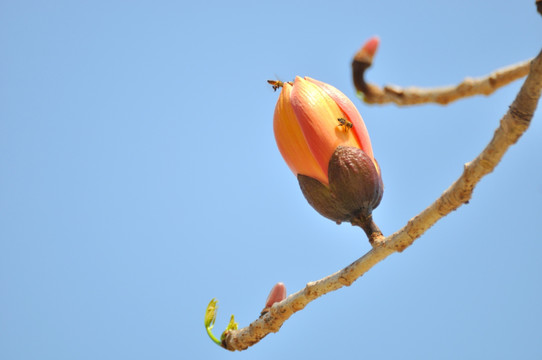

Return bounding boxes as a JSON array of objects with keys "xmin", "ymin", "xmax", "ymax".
[
  {"xmin": 362, "ymin": 36, "xmax": 379, "ymax": 58},
  {"xmin": 261, "ymin": 282, "xmax": 287, "ymax": 315},
  {"xmin": 354, "ymin": 36, "xmax": 380, "ymax": 64}
]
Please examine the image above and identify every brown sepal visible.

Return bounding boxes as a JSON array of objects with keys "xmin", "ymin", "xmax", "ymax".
[
  {"xmin": 328, "ymin": 146, "xmax": 383, "ymax": 216},
  {"xmin": 298, "ymin": 174, "xmax": 351, "ymax": 223},
  {"xmin": 297, "ymin": 146, "xmax": 383, "ymax": 224}
]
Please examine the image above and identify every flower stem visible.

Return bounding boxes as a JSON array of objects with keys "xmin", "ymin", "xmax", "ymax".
[{"xmin": 352, "ymin": 212, "xmax": 385, "ymax": 246}]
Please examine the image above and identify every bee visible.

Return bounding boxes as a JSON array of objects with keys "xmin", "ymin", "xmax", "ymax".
[
  {"xmin": 267, "ymin": 79, "xmax": 293, "ymax": 92},
  {"xmin": 337, "ymin": 117, "xmax": 353, "ymax": 132},
  {"xmin": 267, "ymin": 80, "xmax": 284, "ymax": 92}
]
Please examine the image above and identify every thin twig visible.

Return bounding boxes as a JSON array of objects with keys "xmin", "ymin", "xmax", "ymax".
[
  {"xmin": 353, "ymin": 56, "xmax": 532, "ymax": 106},
  {"xmin": 222, "ymin": 49, "xmax": 542, "ymax": 352}
]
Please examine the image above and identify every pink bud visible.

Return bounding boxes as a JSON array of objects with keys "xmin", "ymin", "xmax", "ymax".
[
  {"xmin": 264, "ymin": 282, "xmax": 286, "ymax": 309},
  {"xmin": 360, "ymin": 36, "xmax": 380, "ymax": 60}
]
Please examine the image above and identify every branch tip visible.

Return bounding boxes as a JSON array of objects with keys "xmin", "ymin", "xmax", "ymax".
[{"xmin": 352, "ymin": 42, "xmax": 532, "ymax": 106}]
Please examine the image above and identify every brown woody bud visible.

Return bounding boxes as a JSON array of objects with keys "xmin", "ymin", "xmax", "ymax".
[{"xmin": 298, "ymin": 146, "xmax": 383, "ymax": 224}]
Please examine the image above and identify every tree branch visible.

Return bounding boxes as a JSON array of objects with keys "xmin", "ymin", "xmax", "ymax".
[
  {"xmin": 353, "ymin": 53, "xmax": 532, "ymax": 106},
  {"xmin": 221, "ymin": 49, "xmax": 542, "ymax": 352}
]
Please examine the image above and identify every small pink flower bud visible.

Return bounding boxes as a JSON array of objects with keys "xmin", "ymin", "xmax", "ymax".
[
  {"xmin": 359, "ymin": 36, "xmax": 380, "ymax": 60},
  {"xmin": 265, "ymin": 282, "xmax": 286, "ymax": 308},
  {"xmin": 261, "ymin": 282, "xmax": 286, "ymax": 316},
  {"xmin": 352, "ymin": 36, "xmax": 380, "ymax": 93}
]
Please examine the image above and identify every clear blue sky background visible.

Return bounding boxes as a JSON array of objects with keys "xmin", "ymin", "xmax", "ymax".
[{"xmin": 1, "ymin": 1, "xmax": 541, "ymax": 359}]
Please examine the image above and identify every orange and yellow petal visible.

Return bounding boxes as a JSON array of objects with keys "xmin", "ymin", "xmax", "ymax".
[
  {"xmin": 290, "ymin": 77, "xmax": 362, "ymax": 179},
  {"xmin": 305, "ymin": 77, "xmax": 374, "ymax": 161},
  {"xmin": 273, "ymin": 82, "xmax": 327, "ymax": 184}
]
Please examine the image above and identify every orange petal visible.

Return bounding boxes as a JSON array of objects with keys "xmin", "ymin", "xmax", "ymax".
[
  {"xmin": 305, "ymin": 77, "xmax": 374, "ymax": 161},
  {"xmin": 273, "ymin": 83, "xmax": 328, "ymax": 184},
  {"xmin": 290, "ymin": 77, "xmax": 362, "ymax": 178}
]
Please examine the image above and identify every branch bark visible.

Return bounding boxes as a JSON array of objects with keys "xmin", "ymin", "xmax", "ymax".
[
  {"xmin": 353, "ymin": 56, "xmax": 532, "ymax": 106},
  {"xmin": 221, "ymin": 49, "xmax": 542, "ymax": 352}
]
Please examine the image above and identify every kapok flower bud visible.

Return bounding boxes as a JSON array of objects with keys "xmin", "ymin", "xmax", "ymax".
[
  {"xmin": 261, "ymin": 282, "xmax": 287, "ymax": 316},
  {"xmin": 272, "ymin": 76, "xmax": 383, "ymax": 225},
  {"xmin": 354, "ymin": 36, "xmax": 380, "ymax": 64},
  {"xmin": 352, "ymin": 36, "xmax": 380, "ymax": 95}
]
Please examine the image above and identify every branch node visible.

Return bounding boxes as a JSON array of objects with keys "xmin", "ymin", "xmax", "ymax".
[
  {"xmin": 350, "ymin": 212, "xmax": 384, "ymax": 245},
  {"xmin": 509, "ymin": 105, "xmax": 535, "ymax": 126}
]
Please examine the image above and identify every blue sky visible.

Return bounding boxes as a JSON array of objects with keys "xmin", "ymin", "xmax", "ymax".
[{"xmin": 1, "ymin": 1, "xmax": 541, "ymax": 359}]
